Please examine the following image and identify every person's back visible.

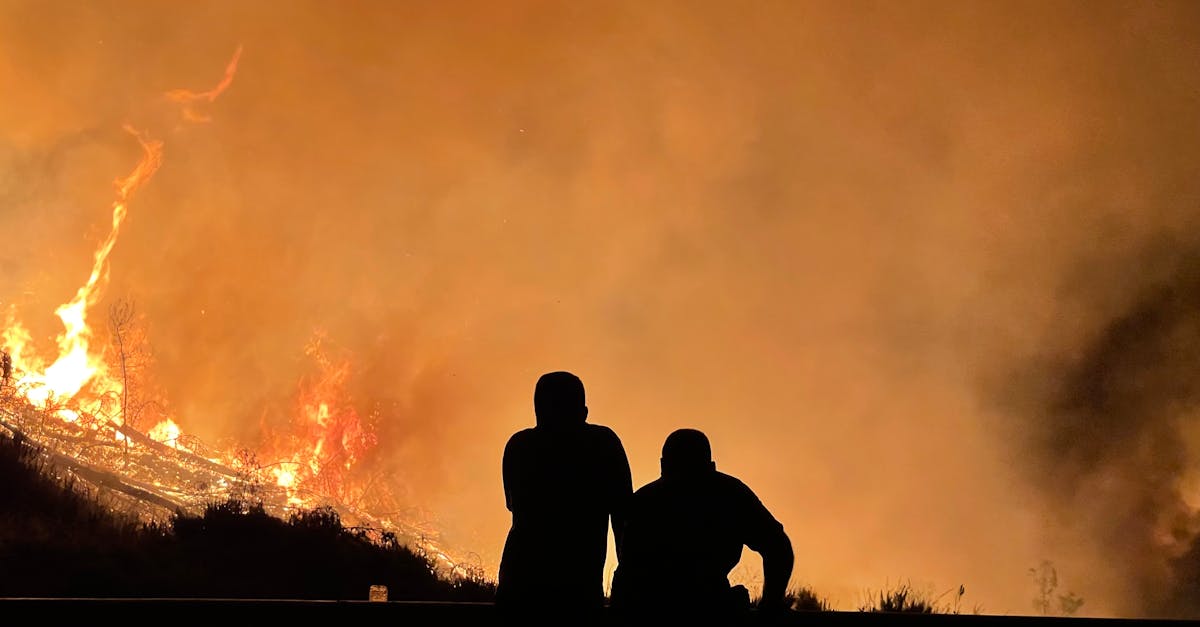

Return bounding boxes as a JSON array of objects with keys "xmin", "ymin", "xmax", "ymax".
[
  {"xmin": 612, "ymin": 429, "xmax": 793, "ymax": 616},
  {"xmin": 497, "ymin": 371, "xmax": 632, "ymax": 613}
]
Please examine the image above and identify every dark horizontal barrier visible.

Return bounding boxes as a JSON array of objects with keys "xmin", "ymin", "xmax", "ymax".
[{"xmin": 0, "ymin": 599, "xmax": 1197, "ymax": 627}]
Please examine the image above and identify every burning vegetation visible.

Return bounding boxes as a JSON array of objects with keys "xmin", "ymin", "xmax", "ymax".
[
  {"xmin": 0, "ymin": 47, "xmax": 477, "ymax": 586},
  {"xmin": 5, "ymin": 2, "xmax": 1200, "ymax": 615}
]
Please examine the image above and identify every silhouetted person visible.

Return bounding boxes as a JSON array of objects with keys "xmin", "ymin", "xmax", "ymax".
[
  {"xmin": 1, "ymin": 350, "xmax": 11, "ymax": 386},
  {"xmin": 497, "ymin": 371, "xmax": 632, "ymax": 615},
  {"xmin": 612, "ymin": 428, "xmax": 794, "ymax": 617}
]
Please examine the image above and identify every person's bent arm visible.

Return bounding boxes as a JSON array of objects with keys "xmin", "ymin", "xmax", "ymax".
[
  {"xmin": 759, "ymin": 526, "xmax": 794, "ymax": 609},
  {"xmin": 739, "ymin": 482, "xmax": 794, "ymax": 610}
]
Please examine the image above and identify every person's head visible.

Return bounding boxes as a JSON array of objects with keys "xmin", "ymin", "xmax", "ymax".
[
  {"xmin": 533, "ymin": 371, "xmax": 588, "ymax": 428},
  {"xmin": 660, "ymin": 428, "xmax": 716, "ymax": 479}
]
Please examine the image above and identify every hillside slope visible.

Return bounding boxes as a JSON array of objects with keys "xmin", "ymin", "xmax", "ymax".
[{"xmin": 0, "ymin": 432, "xmax": 494, "ymax": 600}]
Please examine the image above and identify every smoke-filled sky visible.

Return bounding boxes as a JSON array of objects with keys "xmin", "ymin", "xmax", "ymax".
[{"xmin": 3, "ymin": 0, "xmax": 1200, "ymax": 616}]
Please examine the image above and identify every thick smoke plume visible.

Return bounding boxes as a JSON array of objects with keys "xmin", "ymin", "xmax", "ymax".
[
  {"xmin": 2, "ymin": 1, "xmax": 1200, "ymax": 615},
  {"xmin": 1002, "ymin": 239, "xmax": 1200, "ymax": 616}
]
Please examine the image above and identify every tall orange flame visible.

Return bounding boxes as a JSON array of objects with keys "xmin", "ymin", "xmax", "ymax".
[
  {"xmin": 8, "ymin": 46, "xmax": 241, "ymax": 420},
  {"xmin": 24, "ymin": 129, "xmax": 162, "ymax": 409}
]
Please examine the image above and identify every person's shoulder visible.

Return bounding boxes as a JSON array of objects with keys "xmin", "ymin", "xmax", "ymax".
[
  {"xmin": 632, "ymin": 477, "xmax": 667, "ymax": 498},
  {"xmin": 504, "ymin": 427, "xmax": 538, "ymax": 449},
  {"xmin": 713, "ymin": 471, "xmax": 759, "ymax": 499},
  {"xmin": 582, "ymin": 423, "xmax": 624, "ymax": 444}
]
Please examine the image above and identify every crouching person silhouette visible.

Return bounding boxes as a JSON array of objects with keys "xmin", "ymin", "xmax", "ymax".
[
  {"xmin": 612, "ymin": 428, "xmax": 794, "ymax": 618},
  {"xmin": 496, "ymin": 371, "xmax": 632, "ymax": 617}
]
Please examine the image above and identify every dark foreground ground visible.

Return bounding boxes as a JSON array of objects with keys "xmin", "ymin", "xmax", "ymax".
[
  {"xmin": 1, "ymin": 600, "xmax": 1198, "ymax": 627},
  {"xmin": 4, "ymin": 432, "xmax": 1199, "ymax": 625}
]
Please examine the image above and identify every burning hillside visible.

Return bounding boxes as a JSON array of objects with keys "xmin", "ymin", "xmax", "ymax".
[
  {"xmin": 0, "ymin": 47, "xmax": 470, "ymax": 581},
  {"xmin": 6, "ymin": 2, "xmax": 1200, "ymax": 615}
]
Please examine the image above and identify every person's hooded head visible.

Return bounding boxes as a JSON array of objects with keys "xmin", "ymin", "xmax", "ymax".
[
  {"xmin": 660, "ymin": 428, "xmax": 716, "ymax": 479},
  {"xmin": 533, "ymin": 371, "xmax": 588, "ymax": 428}
]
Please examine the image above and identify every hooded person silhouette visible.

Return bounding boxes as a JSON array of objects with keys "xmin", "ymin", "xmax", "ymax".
[
  {"xmin": 612, "ymin": 428, "xmax": 794, "ymax": 617},
  {"xmin": 496, "ymin": 371, "xmax": 632, "ymax": 614}
]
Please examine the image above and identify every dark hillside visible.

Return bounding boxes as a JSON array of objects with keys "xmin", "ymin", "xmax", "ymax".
[{"xmin": 0, "ymin": 432, "xmax": 493, "ymax": 601}]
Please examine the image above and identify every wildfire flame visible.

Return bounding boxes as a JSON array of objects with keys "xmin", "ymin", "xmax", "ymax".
[
  {"xmin": 147, "ymin": 418, "xmax": 190, "ymax": 452},
  {"xmin": 20, "ymin": 128, "xmax": 162, "ymax": 412},
  {"xmin": 265, "ymin": 336, "xmax": 378, "ymax": 506},
  {"xmin": 3, "ymin": 46, "xmax": 239, "ymax": 462},
  {"xmin": 0, "ymin": 46, "xmax": 469, "ymax": 577},
  {"xmin": 7, "ymin": 44, "xmax": 230, "ymax": 417}
]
